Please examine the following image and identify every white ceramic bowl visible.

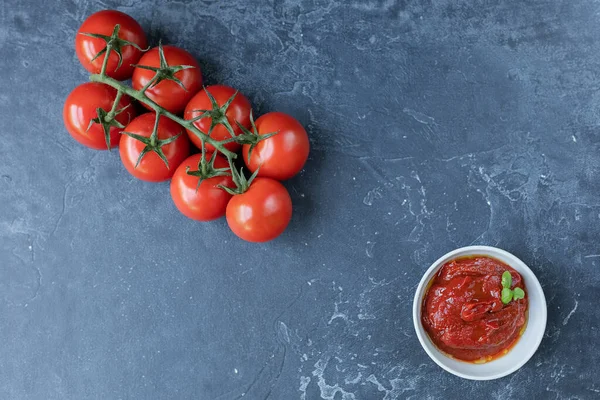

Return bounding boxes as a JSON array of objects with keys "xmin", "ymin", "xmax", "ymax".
[{"xmin": 413, "ymin": 246, "xmax": 547, "ymax": 380}]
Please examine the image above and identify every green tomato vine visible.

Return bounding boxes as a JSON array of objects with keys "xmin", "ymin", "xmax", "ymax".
[{"xmin": 84, "ymin": 27, "xmax": 277, "ymax": 191}]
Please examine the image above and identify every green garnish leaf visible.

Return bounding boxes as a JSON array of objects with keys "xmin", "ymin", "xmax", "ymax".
[
  {"xmin": 513, "ymin": 287, "xmax": 525, "ymax": 300},
  {"xmin": 501, "ymin": 288, "xmax": 513, "ymax": 304},
  {"xmin": 500, "ymin": 270, "xmax": 525, "ymax": 304},
  {"xmin": 501, "ymin": 271, "xmax": 512, "ymax": 289}
]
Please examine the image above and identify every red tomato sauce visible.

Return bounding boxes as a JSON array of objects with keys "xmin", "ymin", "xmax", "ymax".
[{"xmin": 421, "ymin": 256, "xmax": 528, "ymax": 362}]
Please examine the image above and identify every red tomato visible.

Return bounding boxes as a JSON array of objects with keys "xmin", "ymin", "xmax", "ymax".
[
  {"xmin": 170, "ymin": 153, "xmax": 234, "ymax": 221},
  {"xmin": 132, "ymin": 46, "xmax": 202, "ymax": 114},
  {"xmin": 226, "ymin": 178, "xmax": 292, "ymax": 242},
  {"xmin": 242, "ymin": 112, "xmax": 309, "ymax": 180},
  {"xmin": 184, "ymin": 85, "xmax": 251, "ymax": 152},
  {"xmin": 76, "ymin": 10, "xmax": 147, "ymax": 81},
  {"xmin": 119, "ymin": 113, "xmax": 190, "ymax": 182},
  {"xmin": 63, "ymin": 82, "xmax": 136, "ymax": 150}
]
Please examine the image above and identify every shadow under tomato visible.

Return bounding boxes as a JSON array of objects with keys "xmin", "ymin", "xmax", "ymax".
[{"xmin": 282, "ymin": 128, "xmax": 327, "ymax": 239}]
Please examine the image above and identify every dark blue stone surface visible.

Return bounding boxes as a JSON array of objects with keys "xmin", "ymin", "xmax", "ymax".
[{"xmin": 1, "ymin": 0, "xmax": 598, "ymax": 398}]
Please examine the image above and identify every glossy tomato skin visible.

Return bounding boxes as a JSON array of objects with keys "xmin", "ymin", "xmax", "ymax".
[
  {"xmin": 184, "ymin": 85, "xmax": 251, "ymax": 152},
  {"xmin": 170, "ymin": 153, "xmax": 234, "ymax": 221},
  {"xmin": 63, "ymin": 82, "xmax": 136, "ymax": 150},
  {"xmin": 226, "ymin": 178, "xmax": 292, "ymax": 242},
  {"xmin": 242, "ymin": 112, "xmax": 309, "ymax": 181},
  {"xmin": 119, "ymin": 113, "xmax": 190, "ymax": 182},
  {"xmin": 132, "ymin": 46, "xmax": 202, "ymax": 114},
  {"xmin": 76, "ymin": 10, "xmax": 147, "ymax": 81}
]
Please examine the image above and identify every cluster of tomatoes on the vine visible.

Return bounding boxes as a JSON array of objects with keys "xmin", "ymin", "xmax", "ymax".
[{"xmin": 63, "ymin": 10, "xmax": 310, "ymax": 242}]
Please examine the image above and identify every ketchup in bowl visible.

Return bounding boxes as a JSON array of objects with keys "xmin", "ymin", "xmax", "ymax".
[{"xmin": 421, "ymin": 255, "xmax": 528, "ymax": 362}]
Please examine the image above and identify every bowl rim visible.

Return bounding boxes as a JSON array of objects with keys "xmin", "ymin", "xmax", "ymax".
[{"xmin": 412, "ymin": 245, "xmax": 547, "ymax": 380}]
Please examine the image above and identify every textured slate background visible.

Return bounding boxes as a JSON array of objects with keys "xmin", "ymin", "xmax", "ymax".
[{"xmin": 1, "ymin": 0, "xmax": 599, "ymax": 398}]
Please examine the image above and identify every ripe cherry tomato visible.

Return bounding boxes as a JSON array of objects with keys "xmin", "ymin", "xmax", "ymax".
[
  {"xmin": 242, "ymin": 112, "xmax": 309, "ymax": 181},
  {"xmin": 132, "ymin": 46, "xmax": 202, "ymax": 114},
  {"xmin": 170, "ymin": 153, "xmax": 234, "ymax": 221},
  {"xmin": 184, "ymin": 85, "xmax": 251, "ymax": 152},
  {"xmin": 76, "ymin": 10, "xmax": 147, "ymax": 81},
  {"xmin": 63, "ymin": 82, "xmax": 136, "ymax": 150},
  {"xmin": 226, "ymin": 178, "xmax": 292, "ymax": 242},
  {"xmin": 119, "ymin": 113, "xmax": 190, "ymax": 182}
]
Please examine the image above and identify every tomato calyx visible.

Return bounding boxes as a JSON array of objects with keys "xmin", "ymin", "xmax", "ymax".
[
  {"xmin": 188, "ymin": 88, "xmax": 239, "ymax": 141},
  {"xmin": 233, "ymin": 110, "xmax": 279, "ymax": 161},
  {"xmin": 218, "ymin": 164, "xmax": 260, "ymax": 196},
  {"xmin": 132, "ymin": 42, "xmax": 196, "ymax": 93},
  {"xmin": 122, "ymin": 112, "xmax": 182, "ymax": 169},
  {"xmin": 80, "ymin": 24, "xmax": 148, "ymax": 75},
  {"xmin": 86, "ymin": 89, "xmax": 131, "ymax": 150},
  {"xmin": 185, "ymin": 151, "xmax": 230, "ymax": 192}
]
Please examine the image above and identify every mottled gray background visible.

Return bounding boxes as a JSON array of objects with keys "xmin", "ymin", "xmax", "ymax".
[{"xmin": 0, "ymin": 0, "xmax": 598, "ymax": 399}]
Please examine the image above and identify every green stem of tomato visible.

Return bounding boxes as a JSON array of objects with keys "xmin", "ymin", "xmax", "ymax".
[
  {"xmin": 219, "ymin": 137, "xmax": 238, "ymax": 145},
  {"xmin": 111, "ymin": 90, "xmax": 123, "ymax": 112},
  {"xmin": 106, "ymin": 89, "xmax": 123, "ymax": 121},
  {"xmin": 150, "ymin": 110, "xmax": 161, "ymax": 147},
  {"xmin": 200, "ymin": 135, "xmax": 207, "ymax": 174},
  {"xmin": 89, "ymin": 73, "xmax": 237, "ymax": 160},
  {"xmin": 99, "ymin": 43, "xmax": 112, "ymax": 77}
]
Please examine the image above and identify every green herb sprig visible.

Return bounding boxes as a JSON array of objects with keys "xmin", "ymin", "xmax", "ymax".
[{"xmin": 501, "ymin": 271, "xmax": 525, "ymax": 304}]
